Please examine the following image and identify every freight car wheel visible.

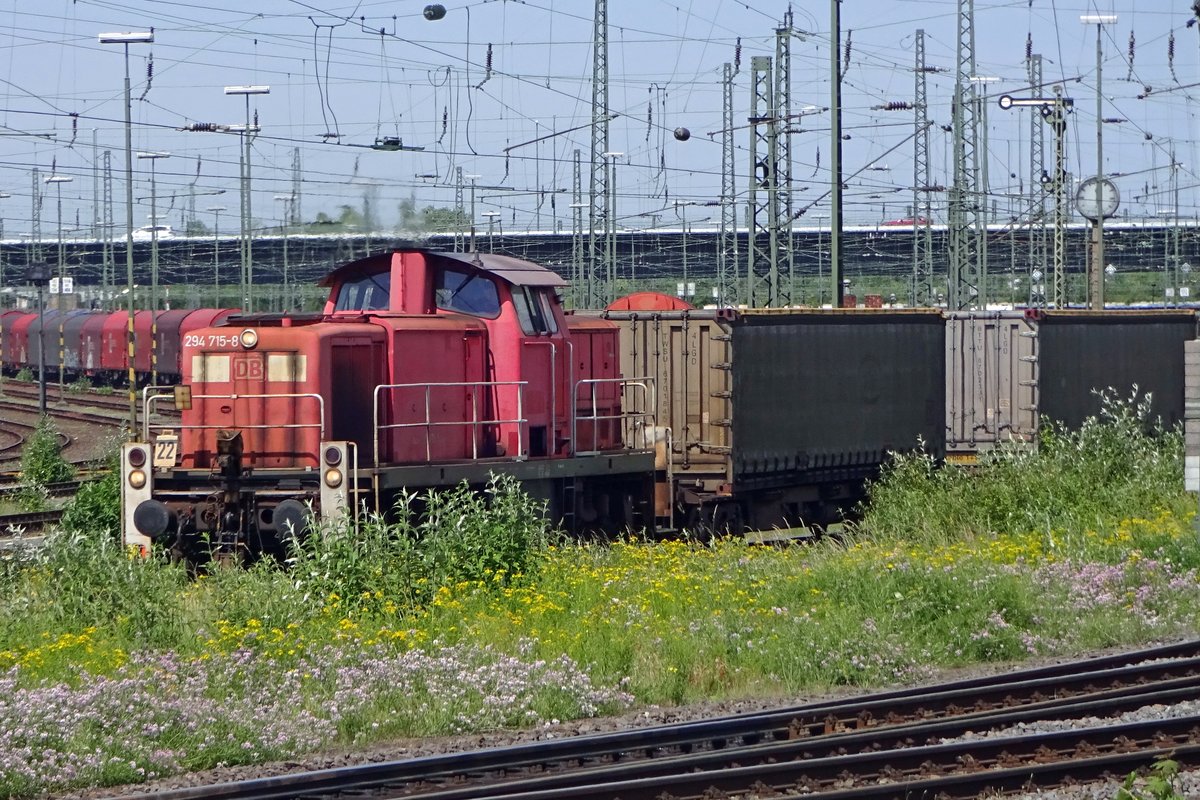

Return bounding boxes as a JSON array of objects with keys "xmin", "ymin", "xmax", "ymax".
[{"xmin": 682, "ymin": 501, "xmax": 744, "ymax": 541}]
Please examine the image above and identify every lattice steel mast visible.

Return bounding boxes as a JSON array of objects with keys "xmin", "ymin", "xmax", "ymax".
[
  {"xmin": 1027, "ymin": 52, "xmax": 1047, "ymax": 307},
  {"xmin": 948, "ymin": 0, "xmax": 986, "ymax": 308},
  {"xmin": 775, "ymin": 11, "xmax": 795, "ymax": 304},
  {"xmin": 717, "ymin": 61, "xmax": 739, "ymax": 307},
  {"xmin": 912, "ymin": 29, "xmax": 935, "ymax": 306},
  {"xmin": 587, "ymin": 0, "xmax": 610, "ymax": 308},
  {"xmin": 746, "ymin": 56, "xmax": 783, "ymax": 307}
]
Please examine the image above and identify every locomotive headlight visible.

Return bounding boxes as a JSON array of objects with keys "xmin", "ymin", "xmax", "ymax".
[
  {"xmin": 128, "ymin": 469, "xmax": 147, "ymax": 490},
  {"xmin": 323, "ymin": 468, "xmax": 343, "ymax": 488},
  {"xmin": 240, "ymin": 328, "xmax": 259, "ymax": 349}
]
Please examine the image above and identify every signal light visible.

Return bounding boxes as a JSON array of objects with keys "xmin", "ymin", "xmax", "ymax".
[
  {"xmin": 127, "ymin": 447, "xmax": 147, "ymax": 468},
  {"xmin": 324, "ymin": 468, "xmax": 343, "ymax": 488},
  {"xmin": 323, "ymin": 445, "xmax": 343, "ymax": 466},
  {"xmin": 128, "ymin": 469, "xmax": 147, "ymax": 490}
]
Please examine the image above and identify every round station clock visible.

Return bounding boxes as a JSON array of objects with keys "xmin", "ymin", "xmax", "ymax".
[{"xmin": 1075, "ymin": 176, "xmax": 1120, "ymax": 221}]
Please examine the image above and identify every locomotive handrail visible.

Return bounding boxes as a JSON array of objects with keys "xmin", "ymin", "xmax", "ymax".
[
  {"xmin": 572, "ymin": 377, "xmax": 656, "ymax": 456},
  {"xmin": 142, "ymin": 387, "xmax": 326, "ymax": 442},
  {"xmin": 522, "ymin": 339, "xmax": 556, "ymax": 455},
  {"xmin": 372, "ymin": 380, "xmax": 528, "ymax": 468}
]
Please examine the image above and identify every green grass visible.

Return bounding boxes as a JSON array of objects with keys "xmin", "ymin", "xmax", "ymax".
[{"xmin": 0, "ymin": 391, "xmax": 1197, "ymax": 796}]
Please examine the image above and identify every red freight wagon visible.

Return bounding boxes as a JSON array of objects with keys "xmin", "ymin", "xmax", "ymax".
[
  {"xmin": 100, "ymin": 312, "xmax": 129, "ymax": 374},
  {"xmin": 79, "ymin": 312, "xmax": 109, "ymax": 374},
  {"xmin": 151, "ymin": 309, "xmax": 193, "ymax": 380},
  {"xmin": 0, "ymin": 310, "xmax": 31, "ymax": 367}
]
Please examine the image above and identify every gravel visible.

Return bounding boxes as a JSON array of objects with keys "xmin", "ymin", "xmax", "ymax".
[{"xmin": 56, "ymin": 639, "xmax": 1200, "ymax": 800}]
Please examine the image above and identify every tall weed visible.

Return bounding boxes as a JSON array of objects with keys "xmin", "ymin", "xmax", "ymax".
[
  {"xmin": 860, "ymin": 387, "xmax": 1186, "ymax": 545},
  {"xmin": 18, "ymin": 417, "xmax": 74, "ymax": 510}
]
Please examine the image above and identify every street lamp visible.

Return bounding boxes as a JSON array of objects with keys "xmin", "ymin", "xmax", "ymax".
[
  {"xmin": 0, "ymin": 191, "xmax": 10, "ymax": 298},
  {"xmin": 674, "ymin": 201, "xmax": 697, "ymax": 299},
  {"xmin": 481, "ymin": 211, "xmax": 501, "ymax": 253},
  {"xmin": 45, "ymin": 175, "xmax": 73, "ymax": 398},
  {"xmin": 25, "ymin": 264, "xmax": 51, "ymax": 416},
  {"xmin": 273, "ymin": 195, "xmax": 293, "ymax": 310},
  {"xmin": 1081, "ymin": 14, "xmax": 1117, "ymax": 310},
  {"xmin": 224, "ymin": 84, "xmax": 269, "ymax": 312},
  {"xmin": 208, "ymin": 205, "xmax": 227, "ymax": 305},
  {"xmin": 99, "ymin": 29, "xmax": 154, "ymax": 434},
  {"xmin": 137, "ymin": 151, "xmax": 169, "ymax": 385},
  {"xmin": 464, "ymin": 174, "xmax": 480, "ymax": 252},
  {"xmin": 601, "ymin": 152, "xmax": 623, "ymax": 301}
]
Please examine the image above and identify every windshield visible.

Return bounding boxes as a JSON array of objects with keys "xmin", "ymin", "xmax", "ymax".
[
  {"xmin": 334, "ymin": 271, "xmax": 391, "ymax": 312},
  {"xmin": 436, "ymin": 267, "xmax": 501, "ymax": 318}
]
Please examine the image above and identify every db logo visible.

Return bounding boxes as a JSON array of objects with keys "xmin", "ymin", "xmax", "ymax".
[{"xmin": 232, "ymin": 355, "xmax": 264, "ymax": 380}]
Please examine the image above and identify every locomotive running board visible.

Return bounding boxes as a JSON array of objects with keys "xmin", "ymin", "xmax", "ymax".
[{"xmin": 369, "ymin": 450, "xmax": 654, "ymax": 491}]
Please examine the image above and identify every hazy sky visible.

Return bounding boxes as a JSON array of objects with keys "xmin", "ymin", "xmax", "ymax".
[{"xmin": 0, "ymin": 0, "xmax": 1195, "ymax": 239}]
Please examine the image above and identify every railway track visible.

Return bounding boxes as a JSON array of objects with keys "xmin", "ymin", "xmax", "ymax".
[
  {"xmin": 111, "ymin": 639, "xmax": 1200, "ymax": 800},
  {"xmin": 0, "ymin": 508, "xmax": 63, "ymax": 533}
]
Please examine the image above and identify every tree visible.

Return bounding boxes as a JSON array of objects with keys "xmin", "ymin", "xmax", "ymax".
[{"xmin": 420, "ymin": 205, "xmax": 469, "ymax": 233}]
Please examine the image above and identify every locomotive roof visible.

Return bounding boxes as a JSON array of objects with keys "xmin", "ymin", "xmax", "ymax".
[{"xmin": 320, "ymin": 249, "xmax": 566, "ymax": 289}]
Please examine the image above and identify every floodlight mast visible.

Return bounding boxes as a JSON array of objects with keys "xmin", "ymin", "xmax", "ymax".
[
  {"xmin": 224, "ymin": 85, "xmax": 270, "ymax": 311},
  {"xmin": 98, "ymin": 29, "xmax": 154, "ymax": 436},
  {"xmin": 1081, "ymin": 14, "xmax": 1117, "ymax": 310}
]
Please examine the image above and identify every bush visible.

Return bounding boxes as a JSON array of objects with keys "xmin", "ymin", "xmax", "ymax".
[
  {"xmin": 60, "ymin": 440, "xmax": 122, "ymax": 538},
  {"xmin": 859, "ymin": 387, "xmax": 1187, "ymax": 545},
  {"xmin": 285, "ymin": 474, "xmax": 557, "ymax": 618},
  {"xmin": 14, "ymin": 367, "xmax": 33, "ymax": 382},
  {"xmin": 18, "ymin": 417, "xmax": 75, "ymax": 510},
  {"xmin": 67, "ymin": 377, "xmax": 92, "ymax": 394}
]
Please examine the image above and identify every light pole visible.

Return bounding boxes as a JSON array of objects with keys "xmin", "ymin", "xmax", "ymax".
[
  {"xmin": 99, "ymin": 29, "xmax": 154, "ymax": 434},
  {"xmin": 26, "ymin": 264, "xmax": 51, "ymax": 417},
  {"xmin": 1081, "ymin": 14, "xmax": 1116, "ymax": 310},
  {"xmin": 815, "ymin": 214, "xmax": 830, "ymax": 306},
  {"xmin": 45, "ymin": 174, "xmax": 72, "ymax": 398},
  {"xmin": 274, "ymin": 195, "xmax": 293, "ymax": 310},
  {"xmin": 224, "ymin": 84, "xmax": 269, "ymax": 312},
  {"xmin": 208, "ymin": 205, "xmax": 226, "ymax": 306},
  {"xmin": 0, "ymin": 191, "xmax": 10, "ymax": 299},
  {"xmin": 464, "ymin": 174, "xmax": 480, "ymax": 251},
  {"xmin": 675, "ymin": 201, "xmax": 697, "ymax": 300},
  {"xmin": 601, "ymin": 151, "xmax": 623, "ymax": 302},
  {"xmin": 482, "ymin": 211, "xmax": 501, "ymax": 253},
  {"xmin": 137, "ymin": 151, "xmax": 168, "ymax": 385}
]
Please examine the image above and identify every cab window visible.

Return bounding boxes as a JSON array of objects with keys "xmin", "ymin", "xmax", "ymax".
[
  {"xmin": 436, "ymin": 268, "xmax": 501, "ymax": 318},
  {"xmin": 512, "ymin": 286, "xmax": 559, "ymax": 335},
  {"xmin": 334, "ymin": 271, "xmax": 391, "ymax": 311}
]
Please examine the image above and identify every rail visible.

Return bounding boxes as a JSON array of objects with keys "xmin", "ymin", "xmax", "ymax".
[
  {"xmin": 572, "ymin": 377, "xmax": 655, "ymax": 456},
  {"xmin": 372, "ymin": 380, "xmax": 528, "ymax": 468},
  {"xmin": 142, "ymin": 386, "xmax": 326, "ymax": 444}
]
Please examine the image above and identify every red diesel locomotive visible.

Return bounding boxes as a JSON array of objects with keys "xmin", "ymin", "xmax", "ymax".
[{"xmin": 121, "ymin": 249, "xmax": 656, "ymax": 562}]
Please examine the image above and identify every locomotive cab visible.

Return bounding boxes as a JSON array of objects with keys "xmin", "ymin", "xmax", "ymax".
[{"xmin": 123, "ymin": 249, "xmax": 656, "ymax": 566}]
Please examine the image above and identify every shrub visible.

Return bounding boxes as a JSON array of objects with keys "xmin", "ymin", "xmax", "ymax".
[
  {"xmin": 14, "ymin": 367, "xmax": 33, "ymax": 382},
  {"xmin": 285, "ymin": 474, "xmax": 557, "ymax": 618},
  {"xmin": 60, "ymin": 439, "xmax": 122, "ymax": 538},
  {"xmin": 18, "ymin": 417, "xmax": 74, "ymax": 510},
  {"xmin": 67, "ymin": 377, "xmax": 92, "ymax": 394},
  {"xmin": 859, "ymin": 387, "xmax": 1187, "ymax": 545}
]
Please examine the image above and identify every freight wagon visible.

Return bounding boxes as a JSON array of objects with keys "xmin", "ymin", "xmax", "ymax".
[
  {"xmin": 946, "ymin": 309, "xmax": 1196, "ymax": 459},
  {"xmin": 601, "ymin": 306, "xmax": 947, "ymax": 533}
]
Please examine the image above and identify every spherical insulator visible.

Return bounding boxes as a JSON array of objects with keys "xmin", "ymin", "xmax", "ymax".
[{"xmin": 673, "ymin": 127, "xmax": 691, "ymax": 141}]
